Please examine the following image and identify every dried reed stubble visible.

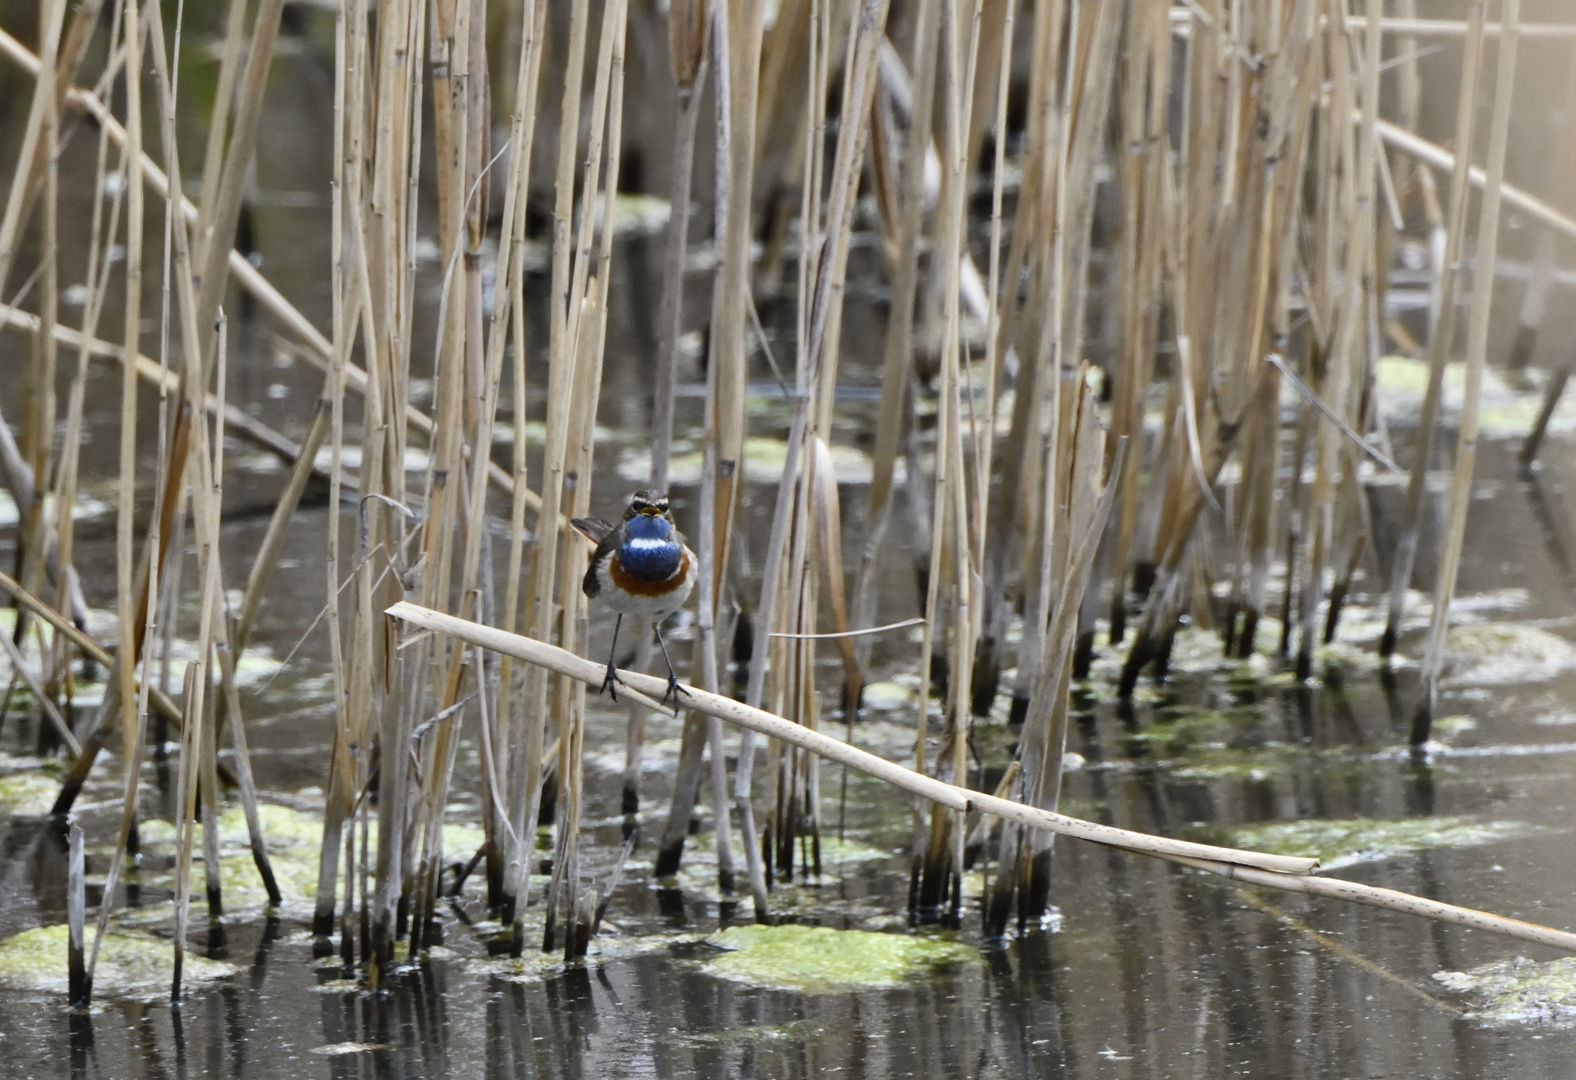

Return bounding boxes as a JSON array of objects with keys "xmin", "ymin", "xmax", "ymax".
[{"xmin": 1414, "ymin": 0, "xmax": 1521, "ymax": 743}]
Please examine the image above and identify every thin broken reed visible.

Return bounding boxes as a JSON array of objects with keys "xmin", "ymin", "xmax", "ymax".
[{"xmin": 389, "ymin": 601, "xmax": 1576, "ymax": 956}]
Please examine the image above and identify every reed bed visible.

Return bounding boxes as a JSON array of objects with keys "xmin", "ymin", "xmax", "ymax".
[{"xmin": 0, "ymin": 0, "xmax": 1569, "ymax": 1003}]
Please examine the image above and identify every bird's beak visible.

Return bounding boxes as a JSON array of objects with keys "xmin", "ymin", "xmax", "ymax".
[{"xmin": 640, "ymin": 507, "xmax": 662, "ymax": 516}]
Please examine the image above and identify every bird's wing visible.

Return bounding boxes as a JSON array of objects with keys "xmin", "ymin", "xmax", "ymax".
[
  {"xmin": 570, "ymin": 516, "xmax": 615, "ymax": 544},
  {"xmin": 574, "ymin": 518, "xmax": 623, "ymax": 598}
]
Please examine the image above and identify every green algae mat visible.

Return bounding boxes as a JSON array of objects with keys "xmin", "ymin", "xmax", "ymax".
[
  {"xmin": 704, "ymin": 924, "xmax": 977, "ymax": 991},
  {"xmin": 1229, "ymin": 816, "xmax": 1531, "ymax": 871},
  {"xmin": 0, "ymin": 924, "xmax": 235, "ymax": 998},
  {"xmin": 1435, "ymin": 958, "xmax": 1576, "ymax": 1027}
]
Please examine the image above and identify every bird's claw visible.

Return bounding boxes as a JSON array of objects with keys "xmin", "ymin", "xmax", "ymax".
[
  {"xmin": 660, "ymin": 671, "xmax": 692, "ymax": 714},
  {"xmin": 600, "ymin": 660, "xmax": 628, "ymax": 703}
]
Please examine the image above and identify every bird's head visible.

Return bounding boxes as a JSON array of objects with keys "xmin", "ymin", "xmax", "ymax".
[{"xmin": 626, "ymin": 489, "xmax": 672, "ymax": 521}]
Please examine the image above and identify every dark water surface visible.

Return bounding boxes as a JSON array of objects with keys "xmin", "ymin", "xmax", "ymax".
[
  {"xmin": 7, "ymin": 4, "xmax": 1576, "ymax": 1078},
  {"xmin": 6, "ymin": 432, "xmax": 1576, "ymax": 1080}
]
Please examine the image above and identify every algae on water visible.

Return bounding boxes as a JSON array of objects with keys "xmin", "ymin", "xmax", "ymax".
[
  {"xmin": 1443, "ymin": 623, "xmax": 1576, "ymax": 686},
  {"xmin": 704, "ymin": 924, "xmax": 977, "ymax": 991},
  {"xmin": 129, "ymin": 802, "xmax": 486, "ymax": 909},
  {"xmin": 1434, "ymin": 957, "xmax": 1576, "ymax": 1027},
  {"xmin": 0, "ymin": 924, "xmax": 235, "ymax": 997},
  {"xmin": 0, "ymin": 772, "xmax": 59, "ymax": 818},
  {"xmin": 1229, "ymin": 816, "xmax": 1530, "ymax": 871}
]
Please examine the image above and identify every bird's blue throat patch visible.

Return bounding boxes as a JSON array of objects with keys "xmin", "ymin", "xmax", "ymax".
[{"xmin": 618, "ymin": 516, "xmax": 682, "ymax": 580}]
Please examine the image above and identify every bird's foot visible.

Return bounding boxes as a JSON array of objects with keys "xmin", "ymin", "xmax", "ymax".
[
  {"xmin": 600, "ymin": 660, "xmax": 628, "ymax": 703},
  {"xmin": 660, "ymin": 670, "xmax": 693, "ymax": 714}
]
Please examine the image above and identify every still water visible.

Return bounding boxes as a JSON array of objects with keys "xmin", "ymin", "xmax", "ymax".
[{"xmin": 7, "ymin": 3, "xmax": 1576, "ymax": 1078}]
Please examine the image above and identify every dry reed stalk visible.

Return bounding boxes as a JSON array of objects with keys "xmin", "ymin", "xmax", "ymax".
[
  {"xmin": 515, "ymin": 0, "xmax": 592, "ymax": 940},
  {"xmin": 1379, "ymin": 3, "xmax": 1485, "ymax": 658},
  {"xmin": 628, "ymin": 0, "xmax": 712, "ymax": 822},
  {"xmin": 169, "ymin": 662, "xmax": 200, "ymax": 1001},
  {"xmin": 0, "ymin": 308, "xmax": 345, "ymax": 483},
  {"xmin": 810, "ymin": 437, "xmax": 859, "ymax": 723},
  {"xmin": 1340, "ymin": 14, "xmax": 1572, "ymax": 39},
  {"xmin": 235, "ymin": 398, "xmax": 330, "ymax": 652},
  {"xmin": 536, "ymin": 6, "xmax": 633, "ymax": 942},
  {"xmin": 109, "ymin": 7, "xmax": 142, "ymax": 901},
  {"xmin": 951, "ymin": 0, "xmax": 1000, "ymax": 723},
  {"xmin": 0, "ymin": 27, "xmax": 540, "ymax": 512},
  {"xmin": 1516, "ymin": 53, "xmax": 1576, "ymax": 463},
  {"xmin": 758, "ymin": 0, "xmax": 831, "ymax": 888},
  {"xmin": 19, "ymin": 64, "xmax": 107, "ymax": 697},
  {"xmin": 199, "ymin": 689, "xmax": 224, "ymax": 925},
  {"xmin": 532, "ymin": 0, "xmax": 629, "ymax": 950},
  {"xmin": 756, "ymin": 0, "xmax": 920, "ymax": 895},
  {"xmin": 775, "ymin": 0, "xmax": 886, "ymax": 886},
  {"xmin": 370, "ymin": 0, "xmax": 427, "ymax": 966},
  {"xmin": 652, "ymin": 0, "xmax": 709, "ymax": 493},
  {"xmin": 445, "ymin": 0, "xmax": 507, "ymax": 911},
  {"xmin": 988, "ymin": 0, "xmax": 1068, "ymax": 725},
  {"xmin": 20, "ymin": 0, "xmax": 63, "ymax": 726},
  {"xmin": 987, "ymin": 382, "xmax": 1116, "ymax": 936},
  {"xmin": 566, "ymin": 0, "xmax": 630, "ymax": 955},
  {"xmin": 183, "ymin": 311, "xmax": 235, "ymax": 933},
  {"xmin": 982, "ymin": 0, "xmax": 1055, "ymax": 486},
  {"xmin": 0, "ymin": 396, "xmax": 86, "ymax": 633},
  {"xmin": 0, "ymin": 621, "xmax": 76, "ymax": 752},
  {"xmin": 0, "ymin": 0, "xmax": 68, "ymax": 303},
  {"xmin": 1105, "ymin": 0, "xmax": 1164, "ymax": 653},
  {"xmin": 974, "ymin": 0, "xmax": 1016, "ymax": 562},
  {"xmin": 48, "ymin": 29, "xmax": 125, "ymax": 722},
  {"xmin": 397, "ymin": 601, "xmax": 1576, "ymax": 956},
  {"xmin": 497, "ymin": 0, "xmax": 550, "ymax": 948},
  {"xmin": 699, "ymin": 1, "xmax": 774, "ymax": 884},
  {"xmin": 1372, "ymin": 120, "xmax": 1576, "ymax": 244},
  {"xmin": 656, "ymin": 0, "xmax": 769, "ymax": 883},
  {"xmin": 192, "ymin": 0, "xmax": 249, "ymax": 263},
  {"xmin": 1119, "ymin": 369, "xmax": 1275, "ymax": 697},
  {"xmin": 556, "ymin": 304, "xmax": 612, "ymax": 955},
  {"xmin": 916, "ymin": 0, "xmax": 990, "ymax": 923},
  {"xmin": 853, "ymin": 0, "xmax": 936, "ymax": 668},
  {"xmin": 212, "ymin": 608, "xmax": 281, "ymax": 905},
  {"xmin": 469, "ymin": 0, "xmax": 547, "ymax": 928},
  {"xmin": 192, "ymin": 0, "xmax": 287, "ymax": 359},
  {"xmin": 392, "ymin": 601, "xmax": 1323, "ymax": 874},
  {"xmin": 963, "ymin": 0, "xmax": 1009, "ymax": 174},
  {"xmin": 1218, "ymin": 0, "xmax": 1309, "ymax": 658},
  {"xmin": 728, "ymin": 0, "xmax": 820, "ymax": 910},
  {"xmin": 1117, "ymin": 0, "xmax": 1315, "ymax": 694},
  {"xmin": 1290, "ymin": 0, "xmax": 1381, "ymax": 681},
  {"xmin": 1413, "ymin": 0, "xmax": 1520, "ymax": 744},
  {"xmin": 738, "ymin": 0, "xmax": 889, "ymax": 895},
  {"xmin": 540, "ymin": 302, "xmax": 602, "ymax": 950},
  {"xmin": 310, "ymin": 0, "xmax": 356, "ymax": 944},
  {"xmin": 404, "ymin": 0, "xmax": 481, "ymax": 935},
  {"xmin": 50, "ymin": 0, "xmax": 211, "ymax": 816},
  {"xmin": 0, "ymin": 570, "xmax": 177, "ymax": 727},
  {"xmin": 172, "ymin": 323, "xmax": 277, "ymax": 914},
  {"xmin": 67, "ymin": 822, "xmax": 85, "ymax": 1008},
  {"xmin": 751, "ymin": 0, "xmax": 818, "ymax": 288}
]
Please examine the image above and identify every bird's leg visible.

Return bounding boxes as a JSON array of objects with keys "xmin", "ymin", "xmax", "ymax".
[
  {"xmin": 653, "ymin": 623, "xmax": 692, "ymax": 714},
  {"xmin": 601, "ymin": 614, "xmax": 627, "ymax": 702}
]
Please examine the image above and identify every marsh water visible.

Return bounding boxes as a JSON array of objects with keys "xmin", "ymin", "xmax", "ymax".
[{"xmin": 10, "ymin": 4, "xmax": 1576, "ymax": 1078}]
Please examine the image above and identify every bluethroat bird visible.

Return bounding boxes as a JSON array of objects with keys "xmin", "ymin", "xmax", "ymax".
[{"xmin": 571, "ymin": 489, "xmax": 696, "ymax": 710}]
